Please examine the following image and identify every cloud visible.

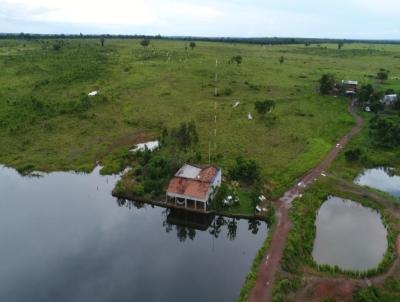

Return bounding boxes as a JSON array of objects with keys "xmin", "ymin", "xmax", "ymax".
[
  {"xmin": 0, "ymin": 0, "xmax": 223, "ymax": 26},
  {"xmin": 0, "ymin": 0, "xmax": 399, "ymax": 38},
  {"xmin": 351, "ymin": 0, "xmax": 400, "ymax": 16}
]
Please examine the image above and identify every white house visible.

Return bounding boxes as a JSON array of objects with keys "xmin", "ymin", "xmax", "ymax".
[
  {"xmin": 382, "ymin": 94, "xmax": 398, "ymax": 106},
  {"xmin": 166, "ymin": 164, "xmax": 222, "ymax": 212},
  {"xmin": 341, "ymin": 80, "xmax": 358, "ymax": 96}
]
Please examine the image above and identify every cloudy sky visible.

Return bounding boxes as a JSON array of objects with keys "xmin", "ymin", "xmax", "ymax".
[{"xmin": 0, "ymin": 0, "xmax": 399, "ymax": 39}]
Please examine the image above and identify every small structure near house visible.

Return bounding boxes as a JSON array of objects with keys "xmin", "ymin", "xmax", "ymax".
[
  {"xmin": 166, "ymin": 164, "xmax": 222, "ymax": 213},
  {"xmin": 341, "ymin": 80, "xmax": 358, "ymax": 96},
  {"xmin": 382, "ymin": 94, "xmax": 398, "ymax": 106}
]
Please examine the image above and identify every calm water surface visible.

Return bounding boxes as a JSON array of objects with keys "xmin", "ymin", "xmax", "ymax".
[
  {"xmin": 355, "ymin": 167, "xmax": 400, "ymax": 199},
  {"xmin": 312, "ymin": 196, "xmax": 387, "ymax": 271},
  {"xmin": 0, "ymin": 165, "xmax": 267, "ymax": 302}
]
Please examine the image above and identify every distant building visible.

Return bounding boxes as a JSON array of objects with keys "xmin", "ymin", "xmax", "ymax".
[
  {"xmin": 166, "ymin": 164, "xmax": 222, "ymax": 212},
  {"xmin": 382, "ymin": 94, "xmax": 398, "ymax": 106},
  {"xmin": 341, "ymin": 80, "xmax": 358, "ymax": 96}
]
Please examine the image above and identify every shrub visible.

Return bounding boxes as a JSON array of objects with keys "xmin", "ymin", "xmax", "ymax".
[
  {"xmin": 140, "ymin": 39, "xmax": 150, "ymax": 48},
  {"xmin": 345, "ymin": 148, "xmax": 362, "ymax": 162},
  {"xmin": 370, "ymin": 116, "xmax": 400, "ymax": 148},
  {"xmin": 229, "ymin": 156, "xmax": 260, "ymax": 184},
  {"xmin": 222, "ymin": 87, "xmax": 233, "ymax": 96},
  {"xmin": 132, "ymin": 183, "xmax": 144, "ymax": 196},
  {"xmin": 377, "ymin": 69, "xmax": 389, "ymax": 81},
  {"xmin": 170, "ymin": 121, "xmax": 199, "ymax": 150},
  {"xmin": 254, "ymin": 100, "xmax": 276, "ymax": 116},
  {"xmin": 53, "ymin": 44, "xmax": 61, "ymax": 51},
  {"xmin": 319, "ymin": 74, "xmax": 335, "ymax": 95},
  {"xmin": 230, "ymin": 55, "xmax": 242, "ymax": 65},
  {"xmin": 357, "ymin": 84, "xmax": 374, "ymax": 103}
]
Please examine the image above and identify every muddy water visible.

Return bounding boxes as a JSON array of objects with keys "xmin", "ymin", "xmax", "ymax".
[
  {"xmin": 355, "ymin": 167, "xmax": 400, "ymax": 199},
  {"xmin": 312, "ymin": 196, "xmax": 387, "ymax": 271},
  {"xmin": 0, "ymin": 165, "xmax": 267, "ymax": 302}
]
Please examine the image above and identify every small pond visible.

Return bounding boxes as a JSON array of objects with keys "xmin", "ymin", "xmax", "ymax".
[
  {"xmin": 0, "ymin": 165, "xmax": 267, "ymax": 302},
  {"xmin": 312, "ymin": 196, "xmax": 387, "ymax": 271},
  {"xmin": 355, "ymin": 167, "xmax": 400, "ymax": 199}
]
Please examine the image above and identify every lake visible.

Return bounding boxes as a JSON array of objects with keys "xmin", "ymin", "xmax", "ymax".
[
  {"xmin": 355, "ymin": 167, "xmax": 400, "ymax": 199},
  {"xmin": 312, "ymin": 196, "xmax": 387, "ymax": 271},
  {"xmin": 0, "ymin": 165, "xmax": 267, "ymax": 302}
]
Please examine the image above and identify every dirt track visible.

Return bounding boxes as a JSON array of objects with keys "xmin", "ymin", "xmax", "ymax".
[{"xmin": 249, "ymin": 101, "xmax": 364, "ymax": 302}]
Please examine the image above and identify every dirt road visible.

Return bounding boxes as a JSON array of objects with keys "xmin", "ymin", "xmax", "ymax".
[{"xmin": 249, "ymin": 101, "xmax": 364, "ymax": 302}]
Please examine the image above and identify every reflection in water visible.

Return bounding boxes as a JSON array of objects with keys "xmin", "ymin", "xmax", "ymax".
[
  {"xmin": 312, "ymin": 196, "xmax": 387, "ymax": 271},
  {"xmin": 116, "ymin": 200, "xmax": 262, "ymax": 242},
  {"xmin": 355, "ymin": 167, "xmax": 400, "ymax": 198},
  {"xmin": 0, "ymin": 165, "xmax": 267, "ymax": 302}
]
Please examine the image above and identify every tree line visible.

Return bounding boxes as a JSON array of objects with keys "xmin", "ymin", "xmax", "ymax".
[{"xmin": 2, "ymin": 33, "xmax": 400, "ymax": 45}]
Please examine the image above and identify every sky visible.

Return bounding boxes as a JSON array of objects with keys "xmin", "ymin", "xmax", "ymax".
[{"xmin": 0, "ymin": 0, "xmax": 399, "ymax": 39}]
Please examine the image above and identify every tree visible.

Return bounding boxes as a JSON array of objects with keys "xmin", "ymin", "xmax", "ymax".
[
  {"xmin": 319, "ymin": 74, "xmax": 335, "ymax": 95},
  {"xmin": 279, "ymin": 56, "xmax": 285, "ymax": 64},
  {"xmin": 160, "ymin": 126, "xmax": 168, "ymax": 145},
  {"xmin": 189, "ymin": 41, "xmax": 196, "ymax": 50},
  {"xmin": 370, "ymin": 91, "xmax": 385, "ymax": 112},
  {"xmin": 345, "ymin": 148, "xmax": 362, "ymax": 162},
  {"xmin": 140, "ymin": 38, "xmax": 150, "ymax": 48},
  {"xmin": 357, "ymin": 84, "xmax": 374, "ymax": 103},
  {"xmin": 338, "ymin": 42, "xmax": 344, "ymax": 50},
  {"xmin": 229, "ymin": 156, "xmax": 260, "ymax": 184},
  {"xmin": 370, "ymin": 116, "xmax": 400, "ymax": 148},
  {"xmin": 171, "ymin": 121, "xmax": 199, "ymax": 150},
  {"xmin": 230, "ymin": 55, "xmax": 242, "ymax": 65},
  {"xmin": 100, "ymin": 37, "xmax": 105, "ymax": 47},
  {"xmin": 53, "ymin": 42, "xmax": 62, "ymax": 51},
  {"xmin": 254, "ymin": 100, "xmax": 276, "ymax": 117}
]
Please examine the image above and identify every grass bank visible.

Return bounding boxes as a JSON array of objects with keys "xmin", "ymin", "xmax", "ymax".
[{"xmin": 281, "ymin": 178, "xmax": 398, "ymax": 278}]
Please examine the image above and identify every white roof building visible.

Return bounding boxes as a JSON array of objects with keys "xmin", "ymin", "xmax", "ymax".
[{"xmin": 382, "ymin": 94, "xmax": 398, "ymax": 105}]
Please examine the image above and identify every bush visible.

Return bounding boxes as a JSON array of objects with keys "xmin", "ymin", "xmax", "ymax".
[
  {"xmin": 353, "ymin": 277, "xmax": 400, "ymax": 302},
  {"xmin": 345, "ymin": 148, "xmax": 362, "ymax": 162},
  {"xmin": 222, "ymin": 87, "xmax": 233, "ymax": 96},
  {"xmin": 140, "ymin": 39, "xmax": 150, "ymax": 48},
  {"xmin": 255, "ymin": 100, "xmax": 276, "ymax": 116},
  {"xmin": 319, "ymin": 74, "xmax": 335, "ymax": 95},
  {"xmin": 230, "ymin": 55, "xmax": 242, "ymax": 65},
  {"xmin": 170, "ymin": 121, "xmax": 199, "ymax": 150},
  {"xmin": 229, "ymin": 156, "xmax": 260, "ymax": 184},
  {"xmin": 132, "ymin": 183, "xmax": 144, "ymax": 196},
  {"xmin": 377, "ymin": 69, "xmax": 389, "ymax": 81},
  {"xmin": 370, "ymin": 116, "xmax": 400, "ymax": 148}
]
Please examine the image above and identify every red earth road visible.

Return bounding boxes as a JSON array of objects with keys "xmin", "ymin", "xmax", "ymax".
[{"xmin": 249, "ymin": 101, "xmax": 364, "ymax": 302}]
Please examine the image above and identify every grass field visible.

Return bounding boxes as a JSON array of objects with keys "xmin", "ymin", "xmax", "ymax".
[{"xmin": 1, "ymin": 39, "xmax": 400, "ymax": 196}]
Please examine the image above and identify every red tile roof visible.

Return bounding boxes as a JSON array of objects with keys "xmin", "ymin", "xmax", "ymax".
[
  {"xmin": 166, "ymin": 165, "xmax": 219, "ymax": 200},
  {"xmin": 167, "ymin": 177, "xmax": 210, "ymax": 200},
  {"xmin": 198, "ymin": 166, "xmax": 218, "ymax": 183}
]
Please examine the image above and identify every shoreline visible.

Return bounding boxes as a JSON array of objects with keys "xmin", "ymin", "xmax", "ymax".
[{"xmin": 112, "ymin": 190, "xmax": 267, "ymax": 221}]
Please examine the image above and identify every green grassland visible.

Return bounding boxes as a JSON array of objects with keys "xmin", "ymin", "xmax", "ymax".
[
  {"xmin": 331, "ymin": 110, "xmax": 400, "ymax": 181},
  {"xmin": 1, "ymin": 39, "xmax": 400, "ymax": 196}
]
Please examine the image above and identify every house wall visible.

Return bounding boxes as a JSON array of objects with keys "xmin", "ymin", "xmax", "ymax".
[
  {"xmin": 211, "ymin": 169, "xmax": 222, "ymax": 188},
  {"xmin": 166, "ymin": 192, "xmax": 207, "ymax": 203}
]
